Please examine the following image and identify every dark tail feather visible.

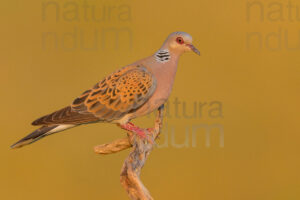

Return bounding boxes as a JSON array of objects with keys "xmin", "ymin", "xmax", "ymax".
[{"xmin": 11, "ymin": 125, "xmax": 58, "ymax": 149}]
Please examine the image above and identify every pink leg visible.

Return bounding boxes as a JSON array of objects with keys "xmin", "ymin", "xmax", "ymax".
[{"xmin": 120, "ymin": 122, "xmax": 147, "ymax": 139}]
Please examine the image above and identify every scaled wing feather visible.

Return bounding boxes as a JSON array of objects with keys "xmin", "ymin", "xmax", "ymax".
[{"xmin": 71, "ymin": 64, "xmax": 156, "ymax": 122}]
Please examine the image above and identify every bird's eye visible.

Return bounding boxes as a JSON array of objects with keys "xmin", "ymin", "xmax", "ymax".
[{"xmin": 176, "ymin": 37, "xmax": 184, "ymax": 44}]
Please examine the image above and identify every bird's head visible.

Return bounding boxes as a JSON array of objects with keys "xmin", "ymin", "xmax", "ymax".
[{"xmin": 162, "ymin": 32, "xmax": 200, "ymax": 56}]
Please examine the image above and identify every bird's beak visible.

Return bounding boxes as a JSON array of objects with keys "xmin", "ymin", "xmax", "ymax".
[{"xmin": 186, "ymin": 44, "xmax": 200, "ymax": 55}]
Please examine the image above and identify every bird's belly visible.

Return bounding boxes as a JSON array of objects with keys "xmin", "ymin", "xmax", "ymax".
[
  {"xmin": 131, "ymin": 78, "xmax": 174, "ymax": 117},
  {"xmin": 115, "ymin": 92, "xmax": 168, "ymax": 125}
]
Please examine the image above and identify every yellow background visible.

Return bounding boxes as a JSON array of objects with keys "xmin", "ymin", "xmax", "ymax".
[{"xmin": 1, "ymin": 0, "xmax": 300, "ymax": 199}]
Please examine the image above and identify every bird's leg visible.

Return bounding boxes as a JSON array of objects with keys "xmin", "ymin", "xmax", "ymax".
[
  {"xmin": 120, "ymin": 122, "xmax": 146, "ymax": 138},
  {"xmin": 119, "ymin": 122, "xmax": 154, "ymax": 144}
]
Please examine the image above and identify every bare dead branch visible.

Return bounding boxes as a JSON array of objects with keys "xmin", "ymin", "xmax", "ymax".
[
  {"xmin": 94, "ymin": 137, "xmax": 131, "ymax": 154},
  {"xmin": 94, "ymin": 105, "xmax": 164, "ymax": 200}
]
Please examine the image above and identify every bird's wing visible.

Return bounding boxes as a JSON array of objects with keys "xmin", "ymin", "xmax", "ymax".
[{"xmin": 32, "ymin": 64, "xmax": 156, "ymax": 125}]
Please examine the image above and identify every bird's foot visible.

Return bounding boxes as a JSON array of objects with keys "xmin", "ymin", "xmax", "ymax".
[{"xmin": 119, "ymin": 123, "xmax": 154, "ymax": 144}]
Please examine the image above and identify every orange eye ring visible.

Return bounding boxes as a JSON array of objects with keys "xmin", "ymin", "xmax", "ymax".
[{"xmin": 176, "ymin": 37, "xmax": 184, "ymax": 44}]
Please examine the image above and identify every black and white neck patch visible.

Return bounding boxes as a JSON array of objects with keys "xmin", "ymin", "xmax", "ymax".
[{"xmin": 155, "ymin": 49, "xmax": 171, "ymax": 63}]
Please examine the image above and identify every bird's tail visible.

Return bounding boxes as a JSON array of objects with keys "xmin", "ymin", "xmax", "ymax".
[{"xmin": 11, "ymin": 124, "xmax": 75, "ymax": 149}]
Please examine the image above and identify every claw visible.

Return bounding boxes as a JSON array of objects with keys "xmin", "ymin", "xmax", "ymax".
[
  {"xmin": 146, "ymin": 128, "xmax": 155, "ymax": 133},
  {"xmin": 128, "ymin": 122, "xmax": 134, "ymax": 126}
]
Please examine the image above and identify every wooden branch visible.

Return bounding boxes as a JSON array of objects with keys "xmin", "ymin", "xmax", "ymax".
[
  {"xmin": 94, "ymin": 105, "xmax": 164, "ymax": 200},
  {"xmin": 94, "ymin": 137, "xmax": 131, "ymax": 154}
]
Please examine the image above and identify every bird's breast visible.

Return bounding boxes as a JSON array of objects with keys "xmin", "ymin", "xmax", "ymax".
[{"xmin": 130, "ymin": 61, "xmax": 179, "ymax": 118}]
